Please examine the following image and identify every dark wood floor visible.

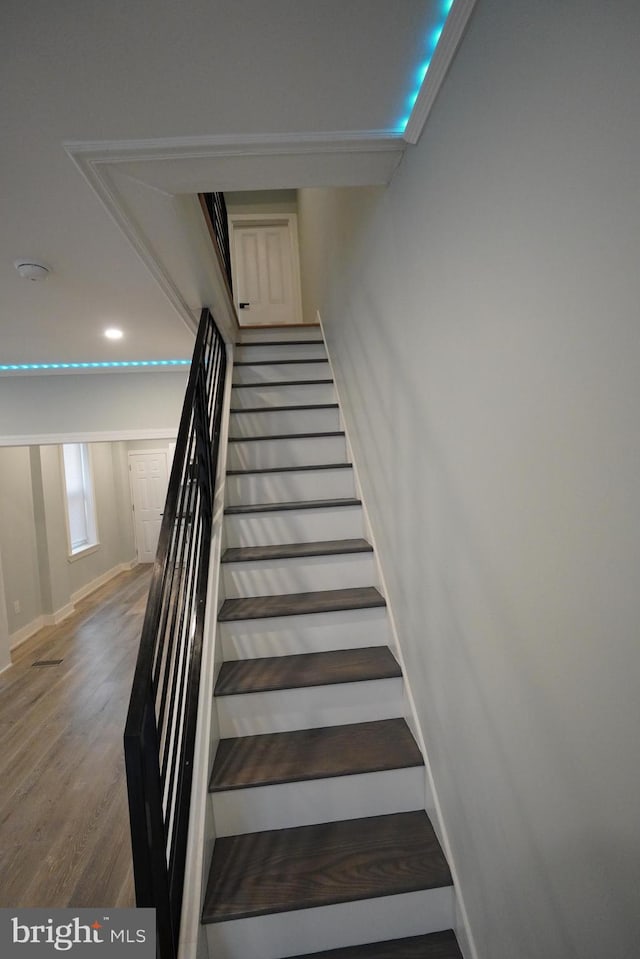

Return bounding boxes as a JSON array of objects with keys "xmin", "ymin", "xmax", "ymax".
[{"xmin": 0, "ymin": 565, "xmax": 151, "ymax": 908}]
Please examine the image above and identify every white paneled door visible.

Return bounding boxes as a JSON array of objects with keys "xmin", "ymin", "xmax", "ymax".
[
  {"xmin": 231, "ymin": 215, "xmax": 303, "ymax": 326},
  {"xmin": 128, "ymin": 451, "xmax": 169, "ymax": 563}
]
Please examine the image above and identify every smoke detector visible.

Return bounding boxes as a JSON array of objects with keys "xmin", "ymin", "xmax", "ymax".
[{"xmin": 14, "ymin": 260, "xmax": 50, "ymax": 281}]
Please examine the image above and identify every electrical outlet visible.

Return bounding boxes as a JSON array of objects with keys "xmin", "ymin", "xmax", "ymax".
[{"xmin": 13, "ymin": 600, "xmax": 21, "ymax": 614}]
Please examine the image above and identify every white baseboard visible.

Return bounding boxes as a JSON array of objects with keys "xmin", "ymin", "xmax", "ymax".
[
  {"xmin": 42, "ymin": 604, "xmax": 75, "ymax": 626},
  {"xmin": 70, "ymin": 558, "xmax": 138, "ymax": 605},
  {"xmin": 11, "ymin": 603, "xmax": 75, "ymax": 649},
  {"xmin": 9, "ymin": 558, "xmax": 140, "ymax": 655},
  {"xmin": 0, "ymin": 659, "xmax": 13, "ymax": 677},
  {"xmin": 10, "ymin": 616, "xmax": 46, "ymax": 652}
]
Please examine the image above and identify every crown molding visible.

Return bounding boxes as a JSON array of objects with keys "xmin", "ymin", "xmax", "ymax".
[
  {"xmin": 0, "ymin": 363, "xmax": 190, "ymax": 378},
  {"xmin": 0, "ymin": 428, "xmax": 178, "ymax": 448},
  {"xmin": 66, "ymin": 149, "xmax": 200, "ymax": 334},
  {"xmin": 64, "ymin": 130, "xmax": 406, "ymax": 164},
  {"xmin": 403, "ymin": 0, "xmax": 478, "ymax": 145}
]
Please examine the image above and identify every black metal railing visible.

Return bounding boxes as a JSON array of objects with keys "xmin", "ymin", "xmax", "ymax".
[
  {"xmin": 124, "ymin": 308, "xmax": 226, "ymax": 959},
  {"xmin": 202, "ymin": 192, "xmax": 233, "ymax": 293}
]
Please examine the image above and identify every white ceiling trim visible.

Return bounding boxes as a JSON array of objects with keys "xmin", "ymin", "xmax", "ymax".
[
  {"xmin": 403, "ymin": 0, "xmax": 479, "ymax": 145},
  {"xmin": 64, "ymin": 130, "xmax": 406, "ymax": 164},
  {"xmin": 0, "ymin": 428, "xmax": 178, "ymax": 448},
  {"xmin": 66, "ymin": 150, "xmax": 200, "ymax": 334},
  {"xmin": 64, "ymin": 131, "xmax": 407, "ymax": 339},
  {"xmin": 65, "ymin": 131, "xmax": 406, "ymax": 194},
  {"xmin": 0, "ymin": 365, "xmax": 189, "ymax": 378}
]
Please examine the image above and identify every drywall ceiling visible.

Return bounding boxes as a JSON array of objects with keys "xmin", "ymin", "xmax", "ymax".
[{"xmin": 0, "ymin": 0, "xmax": 459, "ymax": 366}]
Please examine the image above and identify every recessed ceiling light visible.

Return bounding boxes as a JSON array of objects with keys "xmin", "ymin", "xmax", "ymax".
[{"xmin": 104, "ymin": 327, "xmax": 123, "ymax": 340}]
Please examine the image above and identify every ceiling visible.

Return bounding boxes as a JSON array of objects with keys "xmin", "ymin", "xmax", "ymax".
[{"xmin": 0, "ymin": 0, "xmax": 467, "ymax": 367}]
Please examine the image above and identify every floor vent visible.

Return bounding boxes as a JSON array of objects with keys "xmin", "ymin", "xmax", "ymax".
[{"xmin": 32, "ymin": 659, "xmax": 63, "ymax": 667}]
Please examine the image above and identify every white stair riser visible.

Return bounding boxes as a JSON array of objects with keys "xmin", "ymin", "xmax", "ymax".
[
  {"xmin": 230, "ymin": 407, "xmax": 340, "ymax": 437},
  {"xmin": 220, "ymin": 606, "xmax": 391, "ymax": 660},
  {"xmin": 236, "ymin": 343, "xmax": 326, "ymax": 363},
  {"xmin": 224, "ymin": 504, "xmax": 364, "ymax": 547},
  {"xmin": 227, "ymin": 435, "xmax": 346, "ymax": 471},
  {"xmin": 238, "ymin": 329, "xmax": 321, "ymax": 344},
  {"xmin": 233, "ymin": 361, "xmax": 330, "ymax": 384},
  {"xmin": 205, "ymin": 887, "xmax": 455, "ymax": 959},
  {"xmin": 231, "ymin": 383, "xmax": 336, "ymax": 408},
  {"xmin": 225, "ymin": 466, "xmax": 355, "ymax": 506},
  {"xmin": 211, "ymin": 766, "xmax": 424, "ymax": 836},
  {"xmin": 222, "ymin": 553, "xmax": 376, "ymax": 598},
  {"xmin": 216, "ymin": 677, "xmax": 404, "ymax": 737}
]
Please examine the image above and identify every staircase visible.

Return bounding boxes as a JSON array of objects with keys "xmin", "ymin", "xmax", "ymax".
[{"xmin": 202, "ymin": 328, "xmax": 463, "ymax": 959}]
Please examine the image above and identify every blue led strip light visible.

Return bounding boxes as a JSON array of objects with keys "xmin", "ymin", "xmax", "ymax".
[
  {"xmin": 0, "ymin": 359, "xmax": 191, "ymax": 372},
  {"xmin": 397, "ymin": 0, "xmax": 455, "ymax": 132}
]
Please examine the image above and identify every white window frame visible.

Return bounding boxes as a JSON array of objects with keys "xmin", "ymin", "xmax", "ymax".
[{"xmin": 61, "ymin": 443, "xmax": 99, "ymax": 560}]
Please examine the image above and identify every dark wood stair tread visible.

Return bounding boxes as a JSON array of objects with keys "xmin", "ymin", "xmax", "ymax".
[
  {"xmin": 234, "ymin": 358, "xmax": 329, "ymax": 366},
  {"xmin": 222, "ymin": 538, "xmax": 373, "ymax": 563},
  {"xmin": 214, "ymin": 646, "xmax": 399, "ymax": 696},
  {"xmin": 288, "ymin": 930, "xmax": 463, "ymax": 959},
  {"xmin": 232, "ymin": 378, "xmax": 333, "ymax": 388},
  {"xmin": 202, "ymin": 810, "xmax": 452, "ymax": 923},
  {"xmin": 228, "ymin": 430, "xmax": 344, "ymax": 442},
  {"xmin": 209, "ymin": 718, "xmax": 423, "ymax": 792},
  {"xmin": 230, "ymin": 403, "xmax": 338, "ymax": 413},
  {"xmin": 224, "ymin": 497, "xmax": 360, "ymax": 515},
  {"xmin": 227, "ymin": 462, "xmax": 352, "ymax": 476},
  {"xmin": 218, "ymin": 586, "xmax": 385, "ymax": 623}
]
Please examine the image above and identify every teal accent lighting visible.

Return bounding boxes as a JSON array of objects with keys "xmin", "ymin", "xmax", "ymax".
[
  {"xmin": 0, "ymin": 359, "xmax": 191, "ymax": 372},
  {"xmin": 429, "ymin": 25, "xmax": 444, "ymax": 50},
  {"xmin": 415, "ymin": 60, "xmax": 431, "ymax": 85},
  {"xmin": 396, "ymin": 0, "xmax": 455, "ymax": 133}
]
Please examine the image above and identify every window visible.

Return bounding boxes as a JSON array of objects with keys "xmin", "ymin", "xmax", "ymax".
[{"xmin": 62, "ymin": 443, "xmax": 98, "ymax": 556}]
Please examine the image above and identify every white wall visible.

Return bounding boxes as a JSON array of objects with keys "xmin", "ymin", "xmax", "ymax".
[
  {"xmin": 0, "ymin": 441, "xmax": 138, "ymax": 648},
  {"xmin": 113, "ymin": 442, "xmax": 137, "ymax": 562},
  {"xmin": 126, "ymin": 438, "xmax": 174, "ymax": 454},
  {"xmin": 226, "ymin": 190, "xmax": 298, "ymax": 216},
  {"xmin": 298, "ymin": 2, "xmax": 640, "ymax": 957},
  {"xmin": 0, "ymin": 447, "xmax": 42, "ymax": 634},
  {"xmin": 0, "ymin": 368, "xmax": 186, "ymax": 654},
  {"xmin": 0, "ymin": 551, "xmax": 10, "ymax": 672},
  {"xmin": 0, "ymin": 370, "xmax": 188, "ymax": 444},
  {"xmin": 36, "ymin": 445, "xmax": 74, "ymax": 616}
]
